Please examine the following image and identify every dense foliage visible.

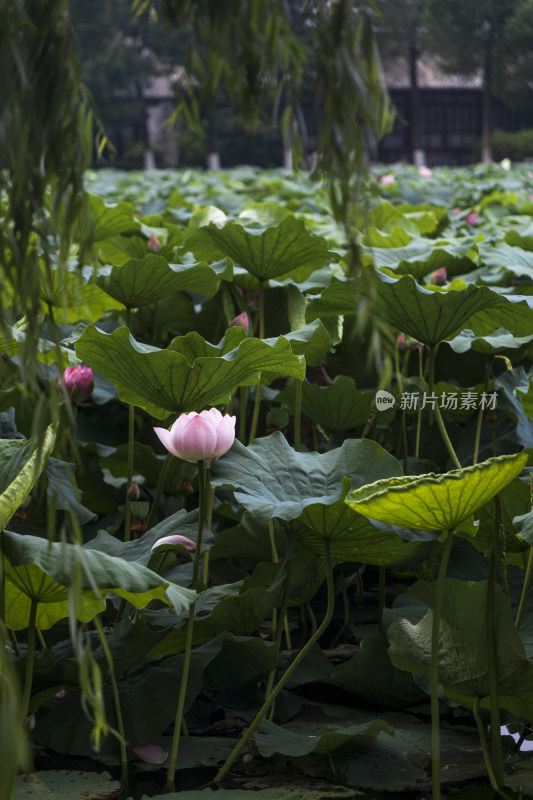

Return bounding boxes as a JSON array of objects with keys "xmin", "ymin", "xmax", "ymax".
[{"xmin": 3, "ymin": 162, "xmax": 533, "ymax": 799}]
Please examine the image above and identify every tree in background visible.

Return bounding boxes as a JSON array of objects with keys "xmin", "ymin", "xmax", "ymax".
[
  {"xmin": 375, "ymin": 0, "xmax": 429, "ymax": 166},
  {"xmin": 70, "ymin": 0, "xmax": 187, "ymax": 166},
  {"xmin": 425, "ymin": 0, "xmax": 525, "ymax": 162}
]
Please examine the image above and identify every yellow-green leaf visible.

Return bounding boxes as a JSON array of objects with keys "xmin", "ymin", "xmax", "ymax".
[{"xmin": 345, "ymin": 453, "xmax": 528, "ymax": 531}]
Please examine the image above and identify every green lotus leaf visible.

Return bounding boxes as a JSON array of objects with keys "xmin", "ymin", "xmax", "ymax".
[
  {"xmin": 210, "ymin": 432, "xmax": 403, "ymax": 524},
  {"xmin": 0, "ymin": 425, "xmax": 56, "ymax": 530},
  {"xmin": 276, "ymin": 375, "xmax": 373, "ymax": 431},
  {"xmin": 361, "ymin": 268, "xmax": 533, "ymax": 345},
  {"xmin": 345, "ymin": 453, "xmax": 528, "ymax": 531},
  {"xmin": 92, "ymin": 255, "xmax": 229, "ymax": 307},
  {"xmin": 3, "ymin": 529, "xmax": 195, "ymax": 630},
  {"xmin": 14, "ymin": 769, "xmax": 121, "ymax": 800},
  {"xmin": 388, "ymin": 578, "xmax": 533, "ymax": 719},
  {"xmin": 254, "ymin": 717, "xmax": 394, "ymax": 758},
  {"xmin": 74, "ymin": 324, "xmax": 305, "ymax": 418},
  {"xmin": 78, "ymin": 193, "xmax": 140, "ymax": 241},
  {"xmin": 37, "ymin": 265, "xmax": 122, "ymax": 323},
  {"xmin": 185, "ymin": 215, "xmax": 334, "ymax": 283},
  {"xmin": 292, "ymin": 479, "xmax": 436, "ymax": 565},
  {"xmin": 447, "ymin": 328, "xmax": 533, "ymax": 354}
]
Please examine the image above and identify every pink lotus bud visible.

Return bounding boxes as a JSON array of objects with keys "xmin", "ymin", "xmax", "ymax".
[
  {"xmin": 465, "ymin": 210, "xmax": 479, "ymax": 226},
  {"xmin": 154, "ymin": 408, "xmax": 236, "ymax": 463},
  {"xmin": 396, "ymin": 333, "xmax": 407, "ymax": 351},
  {"xmin": 133, "ymin": 743, "xmax": 168, "ymax": 764},
  {"xmin": 60, "ymin": 365, "xmax": 94, "ymax": 402},
  {"xmin": 127, "ymin": 482, "xmax": 141, "ymax": 501},
  {"xmin": 418, "ymin": 165, "xmax": 433, "ymax": 178},
  {"xmin": 147, "ymin": 235, "xmax": 161, "ymax": 252},
  {"xmin": 151, "ymin": 534, "xmax": 196, "ymax": 552},
  {"xmin": 381, "ymin": 174, "xmax": 395, "ymax": 185},
  {"xmin": 430, "ymin": 267, "xmax": 447, "ymax": 286},
  {"xmin": 230, "ymin": 311, "xmax": 249, "ymax": 334},
  {"xmin": 452, "ymin": 208, "xmax": 462, "ymax": 215}
]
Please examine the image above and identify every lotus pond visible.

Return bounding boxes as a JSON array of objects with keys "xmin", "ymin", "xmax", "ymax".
[{"xmin": 5, "ymin": 162, "xmax": 533, "ymax": 800}]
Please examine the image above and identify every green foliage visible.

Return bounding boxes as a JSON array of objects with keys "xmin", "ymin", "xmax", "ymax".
[{"xmin": 491, "ymin": 128, "xmax": 533, "ymax": 162}]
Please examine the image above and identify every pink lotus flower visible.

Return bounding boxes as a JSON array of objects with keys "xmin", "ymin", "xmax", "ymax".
[
  {"xmin": 396, "ymin": 333, "xmax": 407, "ymax": 350},
  {"xmin": 60, "ymin": 365, "xmax": 94, "ymax": 402},
  {"xmin": 230, "ymin": 311, "xmax": 249, "ymax": 334},
  {"xmin": 452, "ymin": 207, "xmax": 462, "ymax": 215},
  {"xmin": 151, "ymin": 534, "xmax": 196, "ymax": 552},
  {"xmin": 465, "ymin": 210, "xmax": 479, "ymax": 226},
  {"xmin": 430, "ymin": 267, "xmax": 447, "ymax": 286},
  {"xmin": 133, "ymin": 743, "xmax": 168, "ymax": 764},
  {"xmin": 154, "ymin": 408, "xmax": 236, "ymax": 463},
  {"xmin": 381, "ymin": 174, "xmax": 395, "ymax": 185},
  {"xmin": 147, "ymin": 235, "xmax": 161, "ymax": 252},
  {"xmin": 418, "ymin": 165, "xmax": 433, "ymax": 178}
]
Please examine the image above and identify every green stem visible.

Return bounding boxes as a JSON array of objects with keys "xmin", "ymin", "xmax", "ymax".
[
  {"xmin": 94, "ymin": 616, "xmax": 128, "ymax": 786},
  {"xmin": 124, "ymin": 403, "xmax": 135, "ymax": 542},
  {"xmin": 146, "ymin": 453, "xmax": 172, "ymax": 530},
  {"xmin": 248, "ymin": 282, "xmax": 265, "ymax": 445},
  {"xmin": 21, "ymin": 599, "xmax": 38, "ymax": 722},
  {"xmin": 47, "ymin": 302, "xmax": 66, "ymax": 373},
  {"xmin": 248, "ymin": 384, "xmax": 262, "ymax": 444},
  {"xmin": 473, "ymin": 359, "xmax": 493, "ymax": 466},
  {"xmin": 0, "ymin": 533, "xmax": 5, "ymax": 626},
  {"xmin": 378, "ymin": 566, "xmax": 386, "ymax": 634},
  {"xmin": 415, "ymin": 347, "xmax": 423, "ymax": 458},
  {"xmin": 487, "ymin": 551, "xmax": 505, "ymax": 787},
  {"xmin": 307, "ymin": 603, "xmax": 317, "ymax": 635},
  {"xmin": 294, "ymin": 378, "xmax": 303, "ymax": 452},
  {"xmin": 516, "ymin": 548, "xmax": 533, "ymax": 630},
  {"xmin": 239, "ymin": 386, "xmax": 249, "ymax": 443},
  {"xmin": 430, "ymin": 530, "xmax": 455, "ymax": 800},
  {"xmin": 213, "ymin": 540, "xmax": 335, "ymax": 785},
  {"xmin": 473, "ymin": 696, "xmax": 501, "ymax": 792},
  {"xmin": 428, "ymin": 347, "xmax": 461, "ymax": 469},
  {"xmin": 164, "ymin": 461, "xmax": 205, "ymax": 793}
]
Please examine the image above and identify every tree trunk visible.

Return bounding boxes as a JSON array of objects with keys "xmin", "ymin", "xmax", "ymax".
[
  {"xmin": 409, "ymin": 44, "xmax": 425, "ymax": 166},
  {"xmin": 206, "ymin": 112, "xmax": 220, "ymax": 170},
  {"xmin": 481, "ymin": 43, "xmax": 493, "ymax": 162}
]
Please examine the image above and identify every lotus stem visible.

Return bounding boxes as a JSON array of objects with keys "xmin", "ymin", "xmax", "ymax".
[
  {"xmin": 21, "ymin": 599, "xmax": 38, "ymax": 722},
  {"xmin": 239, "ymin": 387, "xmax": 249, "ymax": 442},
  {"xmin": 487, "ymin": 551, "xmax": 504, "ymax": 786},
  {"xmin": 378, "ymin": 566, "xmax": 386, "ymax": 634},
  {"xmin": 415, "ymin": 346, "xmax": 423, "ymax": 458},
  {"xmin": 294, "ymin": 378, "xmax": 303, "ymax": 452},
  {"xmin": 146, "ymin": 453, "xmax": 172, "ymax": 530},
  {"xmin": 213, "ymin": 539, "xmax": 335, "ymax": 785},
  {"xmin": 0, "ymin": 533, "xmax": 5, "ymax": 625},
  {"xmin": 164, "ymin": 460, "xmax": 206, "ymax": 792},
  {"xmin": 473, "ymin": 696, "xmax": 500, "ymax": 792},
  {"xmin": 428, "ymin": 347, "xmax": 461, "ymax": 470},
  {"xmin": 430, "ymin": 530, "xmax": 455, "ymax": 800},
  {"xmin": 516, "ymin": 548, "xmax": 533, "ymax": 630},
  {"xmin": 473, "ymin": 358, "xmax": 493, "ymax": 466},
  {"xmin": 248, "ymin": 385, "xmax": 262, "ymax": 444},
  {"xmin": 94, "ymin": 616, "xmax": 128, "ymax": 786},
  {"xmin": 124, "ymin": 403, "xmax": 135, "ymax": 542}
]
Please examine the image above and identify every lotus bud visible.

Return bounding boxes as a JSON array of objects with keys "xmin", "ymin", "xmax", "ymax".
[
  {"xmin": 151, "ymin": 534, "xmax": 196, "ymax": 553},
  {"xmin": 127, "ymin": 482, "xmax": 141, "ymax": 501},
  {"xmin": 133, "ymin": 743, "xmax": 168, "ymax": 764},
  {"xmin": 60, "ymin": 365, "xmax": 94, "ymax": 403},
  {"xmin": 430, "ymin": 267, "xmax": 447, "ymax": 286},
  {"xmin": 396, "ymin": 333, "xmax": 407, "ymax": 351},
  {"xmin": 154, "ymin": 408, "xmax": 236, "ymax": 464},
  {"xmin": 381, "ymin": 174, "xmax": 395, "ymax": 185},
  {"xmin": 465, "ymin": 210, "xmax": 479, "ymax": 226},
  {"xmin": 147, "ymin": 235, "xmax": 161, "ymax": 252},
  {"xmin": 418, "ymin": 165, "xmax": 433, "ymax": 178},
  {"xmin": 230, "ymin": 311, "xmax": 249, "ymax": 334}
]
